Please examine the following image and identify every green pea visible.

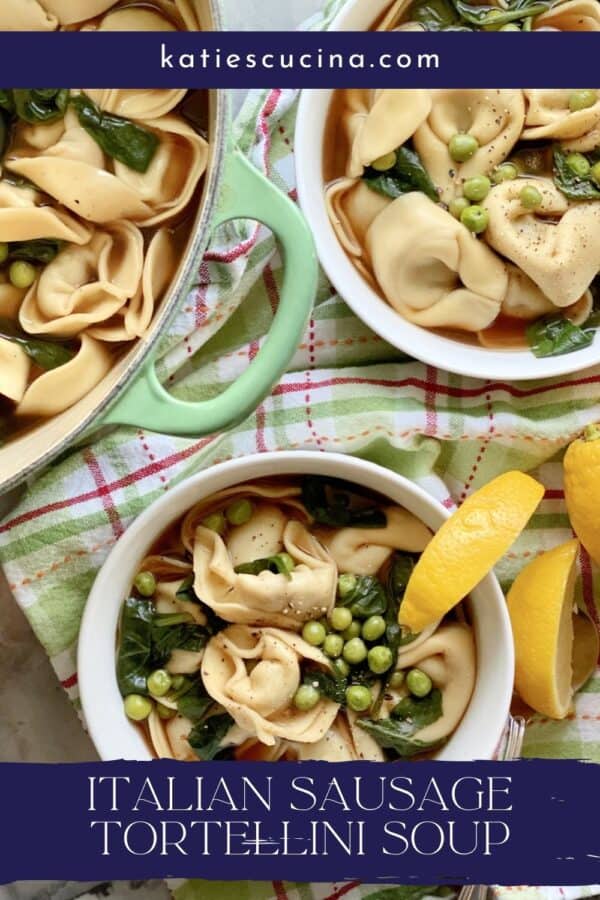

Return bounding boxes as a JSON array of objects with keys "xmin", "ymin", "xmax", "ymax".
[
  {"xmin": 448, "ymin": 197, "xmax": 470, "ymax": 219},
  {"xmin": 361, "ymin": 615, "xmax": 386, "ymax": 642},
  {"xmin": 368, "ymin": 645, "xmax": 394, "ymax": 675},
  {"xmin": 9, "ymin": 260, "xmax": 37, "ymax": 289},
  {"xmin": 371, "ymin": 151, "xmax": 397, "ymax": 172},
  {"xmin": 492, "ymin": 162, "xmax": 518, "ymax": 184},
  {"xmin": 333, "ymin": 657, "xmax": 351, "ymax": 679},
  {"xmin": 569, "ymin": 89, "xmax": 597, "ymax": 112},
  {"xmin": 448, "ymin": 133, "xmax": 479, "ymax": 163},
  {"xmin": 225, "ymin": 498, "xmax": 253, "ymax": 526},
  {"xmin": 0, "ymin": 243, "xmax": 8, "ymax": 264},
  {"xmin": 170, "ymin": 675, "xmax": 185, "ymax": 692},
  {"xmin": 342, "ymin": 621, "xmax": 362, "ymax": 641},
  {"xmin": 406, "ymin": 667, "xmax": 433, "ymax": 698},
  {"xmin": 338, "ymin": 573, "xmax": 357, "ymax": 599},
  {"xmin": 590, "ymin": 161, "xmax": 600, "ymax": 185},
  {"xmin": 134, "ymin": 571, "xmax": 156, "ymax": 597},
  {"xmin": 388, "ymin": 670, "xmax": 405, "ymax": 690},
  {"xmin": 323, "ymin": 633, "xmax": 344, "ymax": 659},
  {"xmin": 294, "ymin": 684, "xmax": 320, "ymax": 711},
  {"xmin": 463, "ymin": 175, "xmax": 491, "ymax": 202},
  {"xmin": 345, "ymin": 684, "xmax": 373, "ymax": 712},
  {"xmin": 330, "ymin": 606, "xmax": 353, "ymax": 632},
  {"xmin": 343, "ymin": 637, "xmax": 368, "ymax": 665},
  {"xmin": 202, "ymin": 512, "xmax": 226, "ymax": 534},
  {"xmin": 157, "ymin": 703, "xmax": 176, "ymax": 720},
  {"xmin": 302, "ymin": 620, "xmax": 327, "ymax": 646},
  {"xmin": 565, "ymin": 153, "xmax": 591, "ymax": 177},
  {"xmin": 520, "ymin": 185, "xmax": 543, "ymax": 209},
  {"xmin": 500, "ymin": 22, "xmax": 520, "ymax": 29},
  {"xmin": 124, "ymin": 694, "xmax": 153, "ymax": 722},
  {"xmin": 460, "ymin": 204, "xmax": 489, "ymax": 234},
  {"xmin": 147, "ymin": 669, "xmax": 172, "ymax": 698},
  {"xmin": 275, "ymin": 552, "xmax": 295, "ymax": 574}
]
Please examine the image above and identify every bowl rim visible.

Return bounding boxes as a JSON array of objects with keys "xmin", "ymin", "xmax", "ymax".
[
  {"xmin": 78, "ymin": 450, "xmax": 514, "ymax": 763},
  {"xmin": 294, "ymin": 0, "xmax": 600, "ymax": 382}
]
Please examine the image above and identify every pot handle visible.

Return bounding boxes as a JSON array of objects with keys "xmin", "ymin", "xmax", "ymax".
[{"xmin": 101, "ymin": 147, "xmax": 316, "ymax": 435}]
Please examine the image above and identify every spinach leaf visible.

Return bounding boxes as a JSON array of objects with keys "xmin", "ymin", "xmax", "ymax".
[
  {"xmin": 12, "ymin": 89, "xmax": 69, "ymax": 124},
  {"xmin": 0, "ymin": 91, "xmax": 14, "ymax": 114},
  {"xmin": 301, "ymin": 476, "xmax": 386, "ymax": 528},
  {"xmin": 0, "ymin": 317, "xmax": 75, "ymax": 370},
  {"xmin": 71, "ymin": 93, "xmax": 159, "ymax": 174},
  {"xmin": 363, "ymin": 145, "xmax": 438, "ymax": 203},
  {"xmin": 338, "ymin": 575, "xmax": 387, "ymax": 618},
  {"xmin": 303, "ymin": 667, "xmax": 348, "ymax": 704},
  {"xmin": 453, "ymin": 0, "xmax": 556, "ymax": 27},
  {"xmin": 553, "ymin": 145, "xmax": 600, "ymax": 201},
  {"xmin": 408, "ymin": 0, "xmax": 460, "ymax": 28},
  {"xmin": 391, "ymin": 688, "xmax": 444, "ymax": 729},
  {"xmin": 176, "ymin": 573, "xmax": 195, "ymax": 601},
  {"xmin": 151, "ymin": 613, "xmax": 209, "ymax": 666},
  {"xmin": 358, "ymin": 689, "xmax": 444, "ymax": 758},
  {"xmin": 526, "ymin": 315, "xmax": 595, "ymax": 358},
  {"xmin": 386, "ymin": 554, "xmax": 419, "ymax": 648},
  {"xmin": 177, "ymin": 681, "xmax": 215, "ymax": 723},
  {"xmin": 116, "ymin": 596, "xmax": 155, "ymax": 696},
  {"xmin": 234, "ymin": 553, "xmax": 293, "ymax": 578},
  {"xmin": 188, "ymin": 713, "xmax": 236, "ymax": 761},
  {"xmin": 8, "ymin": 239, "xmax": 63, "ymax": 265},
  {"xmin": 372, "ymin": 554, "xmax": 417, "ymax": 715}
]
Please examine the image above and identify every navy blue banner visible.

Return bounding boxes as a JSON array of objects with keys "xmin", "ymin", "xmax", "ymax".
[
  {"xmin": 2, "ymin": 759, "xmax": 600, "ymax": 884},
  {"xmin": 0, "ymin": 32, "xmax": 597, "ymax": 87}
]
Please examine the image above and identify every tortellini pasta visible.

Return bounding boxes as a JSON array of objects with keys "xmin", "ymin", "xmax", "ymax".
[
  {"xmin": 193, "ymin": 518, "xmax": 337, "ymax": 629},
  {"xmin": 116, "ymin": 476, "xmax": 478, "ymax": 764},
  {"xmin": 315, "ymin": 505, "xmax": 432, "ymax": 575},
  {"xmin": 377, "ymin": 624, "xmax": 476, "ymax": 745},
  {"xmin": 0, "ymin": 0, "xmax": 203, "ymax": 30},
  {"xmin": 202, "ymin": 625, "xmax": 340, "ymax": 746},
  {"xmin": 326, "ymin": 87, "xmax": 600, "ymax": 352},
  {"xmin": 484, "ymin": 178, "xmax": 600, "ymax": 308},
  {"xmin": 523, "ymin": 90, "xmax": 600, "ymax": 146},
  {"xmin": 413, "ymin": 90, "xmax": 526, "ymax": 204},
  {"xmin": 0, "ymin": 87, "xmax": 207, "ymax": 436},
  {"xmin": 366, "ymin": 193, "xmax": 508, "ymax": 331}
]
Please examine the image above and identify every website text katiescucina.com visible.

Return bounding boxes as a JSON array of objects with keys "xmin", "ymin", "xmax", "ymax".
[{"xmin": 159, "ymin": 43, "xmax": 441, "ymax": 73}]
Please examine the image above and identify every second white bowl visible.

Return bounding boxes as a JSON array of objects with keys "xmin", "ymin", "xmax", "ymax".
[{"xmin": 79, "ymin": 451, "xmax": 514, "ymax": 762}]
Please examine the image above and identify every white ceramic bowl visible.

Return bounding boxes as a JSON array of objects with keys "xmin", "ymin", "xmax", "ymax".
[
  {"xmin": 79, "ymin": 451, "xmax": 514, "ymax": 761},
  {"xmin": 295, "ymin": 0, "xmax": 600, "ymax": 381}
]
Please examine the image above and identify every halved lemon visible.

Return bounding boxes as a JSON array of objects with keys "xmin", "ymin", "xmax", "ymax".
[
  {"xmin": 564, "ymin": 423, "xmax": 600, "ymax": 567},
  {"xmin": 507, "ymin": 538, "xmax": 598, "ymax": 720},
  {"xmin": 399, "ymin": 471, "xmax": 544, "ymax": 633}
]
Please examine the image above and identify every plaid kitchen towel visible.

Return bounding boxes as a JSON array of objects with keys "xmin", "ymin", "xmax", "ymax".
[{"xmin": 1, "ymin": 3, "xmax": 600, "ymax": 899}]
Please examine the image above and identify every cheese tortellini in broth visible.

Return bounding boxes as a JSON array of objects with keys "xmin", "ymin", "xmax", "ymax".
[
  {"xmin": 326, "ymin": 87, "xmax": 600, "ymax": 355},
  {"xmin": 0, "ymin": 86, "xmax": 208, "ymax": 439},
  {"xmin": 116, "ymin": 476, "xmax": 477, "ymax": 765}
]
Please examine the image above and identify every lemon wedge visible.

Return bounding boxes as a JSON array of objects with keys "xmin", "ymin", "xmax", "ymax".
[
  {"xmin": 564, "ymin": 423, "xmax": 600, "ymax": 567},
  {"xmin": 507, "ymin": 538, "xmax": 589, "ymax": 720},
  {"xmin": 399, "ymin": 471, "xmax": 544, "ymax": 633}
]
